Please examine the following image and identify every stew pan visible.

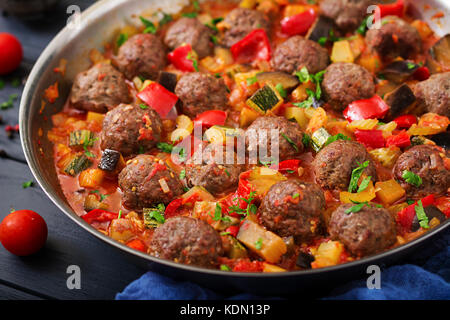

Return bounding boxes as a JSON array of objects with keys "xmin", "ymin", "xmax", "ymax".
[{"xmin": 19, "ymin": 0, "xmax": 450, "ymax": 295}]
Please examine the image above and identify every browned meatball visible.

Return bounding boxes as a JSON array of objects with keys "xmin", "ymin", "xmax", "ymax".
[
  {"xmin": 70, "ymin": 63, "xmax": 130, "ymax": 113},
  {"xmin": 259, "ymin": 180, "xmax": 325, "ymax": 238},
  {"xmin": 100, "ymin": 104, "xmax": 162, "ymax": 157},
  {"xmin": 322, "ymin": 62, "xmax": 375, "ymax": 111},
  {"xmin": 271, "ymin": 36, "xmax": 329, "ymax": 74},
  {"xmin": 175, "ymin": 72, "xmax": 228, "ymax": 117},
  {"xmin": 366, "ymin": 16, "xmax": 422, "ymax": 60},
  {"xmin": 329, "ymin": 204, "xmax": 396, "ymax": 257},
  {"xmin": 413, "ymin": 72, "xmax": 450, "ymax": 117},
  {"xmin": 245, "ymin": 116, "xmax": 304, "ymax": 162},
  {"xmin": 222, "ymin": 7, "xmax": 270, "ymax": 47},
  {"xmin": 321, "ymin": 0, "xmax": 373, "ymax": 32},
  {"xmin": 118, "ymin": 155, "xmax": 184, "ymax": 210},
  {"xmin": 393, "ymin": 145, "xmax": 450, "ymax": 198},
  {"xmin": 115, "ymin": 33, "xmax": 166, "ymax": 80},
  {"xmin": 150, "ymin": 216, "xmax": 223, "ymax": 268},
  {"xmin": 186, "ymin": 145, "xmax": 244, "ymax": 196},
  {"xmin": 164, "ymin": 17, "xmax": 213, "ymax": 59},
  {"xmin": 313, "ymin": 140, "xmax": 377, "ymax": 190}
]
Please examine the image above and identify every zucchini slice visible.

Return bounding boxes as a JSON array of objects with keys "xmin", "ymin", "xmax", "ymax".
[
  {"xmin": 310, "ymin": 127, "xmax": 332, "ymax": 152},
  {"xmin": 69, "ymin": 130, "xmax": 94, "ymax": 148},
  {"xmin": 64, "ymin": 154, "xmax": 92, "ymax": 176},
  {"xmin": 246, "ymin": 83, "xmax": 283, "ymax": 114}
]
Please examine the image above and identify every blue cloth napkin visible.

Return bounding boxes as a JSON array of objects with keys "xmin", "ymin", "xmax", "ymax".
[{"xmin": 116, "ymin": 230, "xmax": 450, "ymax": 300}]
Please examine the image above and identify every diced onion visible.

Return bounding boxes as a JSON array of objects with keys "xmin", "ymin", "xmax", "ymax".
[{"xmin": 159, "ymin": 178, "xmax": 170, "ymax": 193}]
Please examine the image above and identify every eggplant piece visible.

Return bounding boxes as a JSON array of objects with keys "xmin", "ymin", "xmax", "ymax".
[
  {"xmin": 411, "ymin": 205, "xmax": 446, "ymax": 232},
  {"xmin": 383, "ymin": 84, "xmax": 417, "ymax": 121},
  {"xmin": 98, "ymin": 149, "xmax": 124, "ymax": 173},
  {"xmin": 256, "ymin": 71, "xmax": 300, "ymax": 92},
  {"xmin": 427, "ymin": 34, "xmax": 450, "ymax": 74},
  {"xmin": 306, "ymin": 15, "xmax": 335, "ymax": 43},
  {"xmin": 157, "ymin": 71, "xmax": 178, "ymax": 92},
  {"xmin": 427, "ymin": 131, "xmax": 450, "ymax": 149},
  {"xmin": 69, "ymin": 130, "xmax": 94, "ymax": 148},
  {"xmin": 379, "ymin": 60, "xmax": 418, "ymax": 83},
  {"xmin": 296, "ymin": 252, "xmax": 315, "ymax": 269}
]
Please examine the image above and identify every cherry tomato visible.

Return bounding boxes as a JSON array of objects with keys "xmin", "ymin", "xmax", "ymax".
[
  {"xmin": 0, "ymin": 210, "xmax": 48, "ymax": 256},
  {"xmin": 0, "ymin": 33, "xmax": 23, "ymax": 75}
]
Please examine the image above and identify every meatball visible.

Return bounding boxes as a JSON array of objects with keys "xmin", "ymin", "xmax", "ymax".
[
  {"xmin": 175, "ymin": 72, "xmax": 228, "ymax": 117},
  {"xmin": 271, "ymin": 36, "xmax": 329, "ymax": 74},
  {"xmin": 393, "ymin": 145, "xmax": 450, "ymax": 198},
  {"xmin": 118, "ymin": 155, "xmax": 184, "ymax": 210},
  {"xmin": 100, "ymin": 104, "xmax": 162, "ymax": 157},
  {"xmin": 245, "ymin": 116, "xmax": 304, "ymax": 162},
  {"xmin": 313, "ymin": 140, "xmax": 377, "ymax": 190},
  {"xmin": 322, "ymin": 62, "xmax": 375, "ymax": 111},
  {"xmin": 329, "ymin": 204, "xmax": 397, "ymax": 257},
  {"xmin": 164, "ymin": 17, "xmax": 213, "ymax": 59},
  {"xmin": 150, "ymin": 216, "xmax": 223, "ymax": 268},
  {"xmin": 115, "ymin": 33, "xmax": 166, "ymax": 80},
  {"xmin": 413, "ymin": 72, "xmax": 450, "ymax": 117},
  {"xmin": 366, "ymin": 16, "xmax": 422, "ymax": 60},
  {"xmin": 222, "ymin": 7, "xmax": 270, "ymax": 47},
  {"xmin": 70, "ymin": 63, "xmax": 130, "ymax": 113},
  {"xmin": 321, "ymin": 0, "xmax": 372, "ymax": 32},
  {"xmin": 259, "ymin": 180, "xmax": 325, "ymax": 238},
  {"xmin": 185, "ymin": 145, "xmax": 244, "ymax": 196}
]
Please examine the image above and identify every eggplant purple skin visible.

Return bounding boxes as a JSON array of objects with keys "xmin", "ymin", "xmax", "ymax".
[
  {"xmin": 98, "ymin": 149, "xmax": 121, "ymax": 172},
  {"xmin": 411, "ymin": 206, "xmax": 446, "ymax": 232},
  {"xmin": 383, "ymin": 84, "xmax": 417, "ymax": 121}
]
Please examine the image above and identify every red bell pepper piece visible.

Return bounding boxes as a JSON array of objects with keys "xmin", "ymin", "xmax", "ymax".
[
  {"xmin": 354, "ymin": 130, "xmax": 385, "ymax": 148},
  {"xmin": 393, "ymin": 115, "xmax": 417, "ymax": 128},
  {"xmin": 232, "ymin": 259, "xmax": 264, "ymax": 272},
  {"xmin": 224, "ymin": 225, "xmax": 240, "ymax": 238},
  {"xmin": 281, "ymin": 8, "xmax": 317, "ymax": 36},
  {"xmin": 167, "ymin": 44, "xmax": 197, "ymax": 72},
  {"xmin": 386, "ymin": 130, "xmax": 411, "ymax": 148},
  {"xmin": 220, "ymin": 170, "xmax": 254, "ymax": 217},
  {"xmin": 164, "ymin": 198, "xmax": 183, "ymax": 219},
  {"xmin": 397, "ymin": 194, "xmax": 435, "ymax": 231},
  {"xmin": 193, "ymin": 110, "xmax": 227, "ymax": 128},
  {"xmin": 82, "ymin": 209, "xmax": 118, "ymax": 224},
  {"xmin": 413, "ymin": 66, "xmax": 430, "ymax": 81},
  {"xmin": 435, "ymin": 196, "xmax": 450, "ymax": 218},
  {"xmin": 343, "ymin": 95, "xmax": 390, "ymax": 122},
  {"xmin": 126, "ymin": 239, "xmax": 147, "ymax": 252},
  {"xmin": 137, "ymin": 82, "xmax": 179, "ymax": 119},
  {"xmin": 231, "ymin": 29, "xmax": 271, "ymax": 64},
  {"xmin": 270, "ymin": 159, "xmax": 301, "ymax": 172},
  {"xmin": 378, "ymin": 0, "xmax": 404, "ymax": 18}
]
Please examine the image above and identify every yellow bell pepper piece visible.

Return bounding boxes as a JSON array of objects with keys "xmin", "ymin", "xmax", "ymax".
[
  {"xmin": 340, "ymin": 180, "xmax": 376, "ymax": 204},
  {"xmin": 331, "ymin": 40, "xmax": 354, "ymax": 63},
  {"xmin": 375, "ymin": 179, "xmax": 406, "ymax": 205}
]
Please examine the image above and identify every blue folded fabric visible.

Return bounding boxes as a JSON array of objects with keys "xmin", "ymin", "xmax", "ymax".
[{"xmin": 116, "ymin": 230, "xmax": 450, "ymax": 300}]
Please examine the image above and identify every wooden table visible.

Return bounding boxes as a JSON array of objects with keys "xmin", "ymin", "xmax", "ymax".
[{"xmin": 0, "ymin": 0, "xmax": 146, "ymax": 300}]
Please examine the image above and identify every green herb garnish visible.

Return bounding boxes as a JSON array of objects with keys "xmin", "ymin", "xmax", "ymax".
[
  {"xmin": 345, "ymin": 201, "xmax": 368, "ymax": 214},
  {"xmin": 143, "ymin": 204, "xmax": 166, "ymax": 228},
  {"xmin": 415, "ymin": 200, "xmax": 429, "ymax": 229},
  {"xmin": 292, "ymin": 193, "xmax": 300, "ymax": 199},
  {"xmin": 179, "ymin": 169, "xmax": 186, "ymax": 180},
  {"xmin": 156, "ymin": 142, "xmax": 174, "ymax": 153},
  {"xmin": 324, "ymin": 133, "xmax": 351, "ymax": 147},
  {"xmin": 139, "ymin": 103, "xmax": 149, "ymax": 110},
  {"xmin": 116, "ymin": 33, "xmax": 128, "ymax": 47},
  {"xmin": 275, "ymin": 83, "xmax": 287, "ymax": 98},
  {"xmin": 22, "ymin": 180, "xmax": 34, "ymax": 189},
  {"xmin": 140, "ymin": 16, "xmax": 157, "ymax": 34},
  {"xmin": 402, "ymin": 170, "xmax": 422, "ymax": 187},
  {"xmin": 281, "ymin": 133, "xmax": 299, "ymax": 152},
  {"xmin": 357, "ymin": 176, "xmax": 372, "ymax": 193},
  {"xmin": 1, "ymin": 93, "xmax": 18, "ymax": 110},
  {"xmin": 255, "ymin": 238, "xmax": 263, "ymax": 250},
  {"xmin": 246, "ymin": 75, "xmax": 258, "ymax": 86},
  {"xmin": 159, "ymin": 12, "xmax": 173, "ymax": 26},
  {"xmin": 186, "ymin": 51, "xmax": 199, "ymax": 72},
  {"xmin": 348, "ymin": 161, "xmax": 369, "ymax": 193},
  {"xmin": 182, "ymin": 12, "xmax": 198, "ymax": 18},
  {"xmin": 212, "ymin": 203, "xmax": 231, "ymax": 222},
  {"xmin": 220, "ymin": 264, "xmax": 231, "ymax": 271}
]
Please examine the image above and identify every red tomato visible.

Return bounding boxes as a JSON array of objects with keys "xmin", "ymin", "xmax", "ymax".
[
  {"xmin": 0, "ymin": 33, "xmax": 23, "ymax": 75},
  {"xmin": 0, "ymin": 210, "xmax": 48, "ymax": 256}
]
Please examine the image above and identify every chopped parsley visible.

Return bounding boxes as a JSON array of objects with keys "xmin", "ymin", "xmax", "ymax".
[
  {"xmin": 159, "ymin": 12, "xmax": 173, "ymax": 26},
  {"xmin": 275, "ymin": 83, "xmax": 287, "ymax": 98},
  {"xmin": 246, "ymin": 75, "xmax": 258, "ymax": 86},
  {"xmin": 179, "ymin": 169, "xmax": 186, "ymax": 180},
  {"xmin": 324, "ymin": 133, "xmax": 351, "ymax": 147},
  {"xmin": 348, "ymin": 161, "xmax": 369, "ymax": 193},
  {"xmin": 406, "ymin": 199, "xmax": 415, "ymax": 205},
  {"xmin": 186, "ymin": 51, "xmax": 199, "ymax": 72},
  {"xmin": 1, "ymin": 93, "xmax": 18, "ymax": 110},
  {"xmin": 118, "ymin": 210, "xmax": 123, "ymax": 219},
  {"xmin": 212, "ymin": 203, "xmax": 231, "ymax": 222},
  {"xmin": 220, "ymin": 264, "xmax": 231, "ymax": 271},
  {"xmin": 22, "ymin": 180, "xmax": 34, "ymax": 189},
  {"xmin": 357, "ymin": 176, "xmax": 372, "ymax": 193},
  {"xmin": 255, "ymin": 238, "xmax": 263, "ymax": 250},
  {"xmin": 143, "ymin": 204, "xmax": 166, "ymax": 228},
  {"xmin": 229, "ymin": 191, "xmax": 257, "ymax": 218},
  {"xmin": 210, "ymin": 35, "xmax": 218, "ymax": 44},
  {"xmin": 282, "ymin": 133, "xmax": 299, "ymax": 152},
  {"xmin": 139, "ymin": 103, "xmax": 149, "ymax": 110},
  {"xmin": 156, "ymin": 142, "xmax": 173, "ymax": 153},
  {"xmin": 83, "ymin": 136, "xmax": 98, "ymax": 158},
  {"xmin": 356, "ymin": 16, "xmax": 370, "ymax": 35},
  {"xmin": 292, "ymin": 193, "xmax": 300, "ymax": 199},
  {"xmin": 406, "ymin": 62, "xmax": 417, "ymax": 70},
  {"xmin": 116, "ymin": 33, "xmax": 128, "ymax": 47},
  {"xmin": 402, "ymin": 170, "xmax": 422, "ymax": 187},
  {"xmin": 90, "ymin": 190, "xmax": 108, "ymax": 202},
  {"xmin": 182, "ymin": 12, "xmax": 198, "ymax": 18},
  {"xmin": 345, "ymin": 201, "xmax": 367, "ymax": 214},
  {"xmin": 293, "ymin": 68, "xmax": 326, "ymax": 107},
  {"xmin": 415, "ymin": 200, "xmax": 429, "ymax": 229},
  {"xmin": 140, "ymin": 16, "xmax": 157, "ymax": 34},
  {"xmin": 224, "ymin": 168, "xmax": 231, "ymax": 177},
  {"xmin": 302, "ymin": 133, "xmax": 311, "ymax": 148},
  {"xmin": 193, "ymin": 0, "xmax": 200, "ymax": 11}
]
